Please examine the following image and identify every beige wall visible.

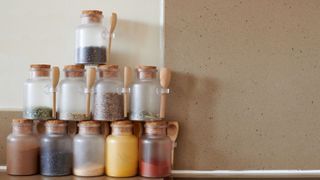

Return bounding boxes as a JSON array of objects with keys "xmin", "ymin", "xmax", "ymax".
[{"xmin": 165, "ymin": 0, "xmax": 320, "ymax": 170}]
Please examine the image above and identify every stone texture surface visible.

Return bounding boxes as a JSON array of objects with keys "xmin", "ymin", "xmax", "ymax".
[{"xmin": 165, "ymin": 0, "xmax": 320, "ymax": 170}]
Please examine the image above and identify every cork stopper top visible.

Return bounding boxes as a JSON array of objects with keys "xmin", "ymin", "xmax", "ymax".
[
  {"xmin": 137, "ymin": 65, "xmax": 157, "ymax": 71},
  {"xmin": 81, "ymin": 10, "xmax": 103, "ymax": 17},
  {"xmin": 79, "ymin": 120, "xmax": 100, "ymax": 127},
  {"xmin": 98, "ymin": 64, "xmax": 119, "ymax": 78},
  {"xmin": 30, "ymin": 64, "xmax": 51, "ymax": 69},
  {"xmin": 98, "ymin": 64, "xmax": 119, "ymax": 71},
  {"xmin": 64, "ymin": 64, "xmax": 84, "ymax": 71},
  {"xmin": 111, "ymin": 120, "xmax": 133, "ymax": 127},
  {"xmin": 12, "ymin": 118, "xmax": 32, "ymax": 124},
  {"xmin": 136, "ymin": 65, "xmax": 157, "ymax": 79},
  {"xmin": 45, "ymin": 120, "xmax": 66, "ymax": 125},
  {"xmin": 145, "ymin": 121, "xmax": 167, "ymax": 128}
]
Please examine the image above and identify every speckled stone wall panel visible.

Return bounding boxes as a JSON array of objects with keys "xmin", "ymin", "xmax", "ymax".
[{"xmin": 165, "ymin": 0, "xmax": 320, "ymax": 170}]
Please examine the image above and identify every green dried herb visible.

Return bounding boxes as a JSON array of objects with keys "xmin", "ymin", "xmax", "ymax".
[{"xmin": 24, "ymin": 106, "xmax": 53, "ymax": 120}]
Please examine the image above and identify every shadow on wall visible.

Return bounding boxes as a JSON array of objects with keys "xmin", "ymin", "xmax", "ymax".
[
  {"xmin": 110, "ymin": 19, "xmax": 160, "ymax": 67},
  {"xmin": 166, "ymin": 71, "xmax": 223, "ymax": 169}
]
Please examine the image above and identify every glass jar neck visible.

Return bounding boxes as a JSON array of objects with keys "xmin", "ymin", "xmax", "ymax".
[
  {"xmin": 79, "ymin": 126, "xmax": 100, "ymax": 135},
  {"xmin": 30, "ymin": 69, "xmax": 50, "ymax": 78},
  {"xmin": 137, "ymin": 71, "xmax": 157, "ymax": 80},
  {"xmin": 45, "ymin": 125, "xmax": 67, "ymax": 134},
  {"xmin": 64, "ymin": 70, "xmax": 84, "ymax": 78},
  {"xmin": 12, "ymin": 125, "xmax": 33, "ymax": 135},
  {"xmin": 81, "ymin": 16, "xmax": 103, "ymax": 24},
  {"xmin": 112, "ymin": 127, "xmax": 132, "ymax": 136},
  {"xmin": 145, "ymin": 127, "xmax": 167, "ymax": 137}
]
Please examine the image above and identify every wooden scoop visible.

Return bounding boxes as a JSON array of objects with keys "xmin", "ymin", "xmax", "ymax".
[
  {"xmin": 160, "ymin": 68, "xmax": 171, "ymax": 118},
  {"xmin": 107, "ymin": 12, "xmax": 117, "ymax": 63},
  {"xmin": 124, "ymin": 66, "xmax": 132, "ymax": 117},
  {"xmin": 167, "ymin": 121, "xmax": 179, "ymax": 166},
  {"xmin": 51, "ymin": 66, "xmax": 60, "ymax": 119},
  {"xmin": 86, "ymin": 67, "xmax": 96, "ymax": 118}
]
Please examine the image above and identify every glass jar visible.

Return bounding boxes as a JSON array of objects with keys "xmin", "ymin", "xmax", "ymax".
[
  {"xmin": 75, "ymin": 10, "xmax": 107, "ymax": 65},
  {"xmin": 7, "ymin": 119, "xmax": 39, "ymax": 175},
  {"xmin": 106, "ymin": 121, "xmax": 138, "ymax": 177},
  {"xmin": 58, "ymin": 65, "xmax": 89, "ymax": 121},
  {"xmin": 23, "ymin": 64, "xmax": 52, "ymax": 120},
  {"xmin": 73, "ymin": 121, "xmax": 105, "ymax": 176},
  {"xmin": 140, "ymin": 121, "xmax": 172, "ymax": 177},
  {"xmin": 93, "ymin": 65, "xmax": 124, "ymax": 121},
  {"xmin": 40, "ymin": 120, "xmax": 72, "ymax": 176},
  {"xmin": 130, "ymin": 66, "xmax": 168, "ymax": 121}
]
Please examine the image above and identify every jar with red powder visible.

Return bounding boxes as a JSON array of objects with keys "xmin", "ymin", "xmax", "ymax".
[{"xmin": 139, "ymin": 121, "xmax": 172, "ymax": 177}]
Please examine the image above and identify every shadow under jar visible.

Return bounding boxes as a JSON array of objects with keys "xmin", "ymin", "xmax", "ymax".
[
  {"xmin": 106, "ymin": 121, "xmax": 138, "ymax": 177},
  {"xmin": 130, "ymin": 66, "xmax": 164, "ymax": 121},
  {"xmin": 58, "ymin": 65, "xmax": 89, "ymax": 121},
  {"xmin": 23, "ymin": 64, "xmax": 53, "ymax": 120},
  {"xmin": 93, "ymin": 65, "xmax": 124, "ymax": 121},
  {"xmin": 139, "ymin": 121, "xmax": 172, "ymax": 178},
  {"xmin": 73, "ymin": 121, "xmax": 105, "ymax": 176},
  {"xmin": 7, "ymin": 119, "xmax": 39, "ymax": 175},
  {"xmin": 40, "ymin": 120, "xmax": 72, "ymax": 176},
  {"xmin": 75, "ymin": 10, "xmax": 107, "ymax": 65}
]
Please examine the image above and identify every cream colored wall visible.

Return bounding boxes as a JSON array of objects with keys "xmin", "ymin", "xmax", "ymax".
[
  {"xmin": 0, "ymin": 0, "xmax": 163, "ymax": 109},
  {"xmin": 166, "ymin": 0, "xmax": 320, "ymax": 170}
]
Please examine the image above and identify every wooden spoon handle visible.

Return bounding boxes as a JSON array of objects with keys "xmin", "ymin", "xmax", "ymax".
[
  {"xmin": 86, "ymin": 94, "xmax": 91, "ymax": 118},
  {"xmin": 52, "ymin": 93, "xmax": 56, "ymax": 118},
  {"xmin": 160, "ymin": 94, "xmax": 167, "ymax": 118}
]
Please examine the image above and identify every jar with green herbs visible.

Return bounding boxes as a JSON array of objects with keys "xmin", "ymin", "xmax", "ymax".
[
  {"xmin": 93, "ymin": 65, "xmax": 124, "ymax": 121},
  {"xmin": 23, "ymin": 64, "xmax": 53, "ymax": 120},
  {"xmin": 58, "ymin": 65, "xmax": 89, "ymax": 121},
  {"xmin": 130, "ymin": 66, "xmax": 168, "ymax": 121}
]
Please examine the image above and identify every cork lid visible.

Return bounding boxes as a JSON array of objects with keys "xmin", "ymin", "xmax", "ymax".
[
  {"xmin": 137, "ymin": 65, "xmax": 157, "ymax": 71},
  {"xmin": 64, "ymin": 64, "xmax": 84, "ymax": 71},
  {"xmin": 79, "ymin": 120, "xmax": 100, "ymax": 127},
  {"xmin": 98, "ymin": 64, "xmax": 119, "ymax": 71},
  {"xmin": 111, "ymin": 120, "xmax": 133, "ymax": 127},
  {"xmin": 30, "ymin": 64, "xmax": 51, "ymax": 69},
  {"xmin": 45, "ymin": 120, "xmax": 66, "ymax": 125},
  {"xmin": 145, "ymin": 121, "xmax": 167, "ymax": 128},
  {"xmin": 81, "ymin": 10, "xmax": 103, "ymax": 17},
  {"xmin": 12, "ymin": 118, "xmax": 32, "ymax": 124}
]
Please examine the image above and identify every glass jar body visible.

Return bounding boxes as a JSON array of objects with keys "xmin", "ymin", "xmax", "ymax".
[
  {"xmin": 6, "ymin": 132, "xmax": 39, "ymax": 175},
  {"xmin": 73, "ymin": 134, "xmax": 105, "ymax": 176},
  {"xmin": 75, "ymin": 22, "xmax": 107, "ymax": 64},
  {"xmin": 139, "ymin": 135, "xmax": 172, "ymax": 177},
  {"xmin": 130, "ymin": 79, "xmax": 161, "ymax": 121},
  {"xmin": 93, "ymin": 77, "xmax": 124, "ymax": 121},
  {"xmin": 23, "ymin": 77, "xmax": 52, "ymax": 120},
  {"xmin": 106, "ymin": 134, "xmax": 138, "ymax": 177},
  {"xmin": 40, "ymin": 133, "xmax": 72, "ymax": 176},
  {"xmin": 58, "ymin": 77, "xmax": 88, "ymax": 121}
]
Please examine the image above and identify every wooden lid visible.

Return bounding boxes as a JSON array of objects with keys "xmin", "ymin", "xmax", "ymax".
[
  {"xmin": 137, "ymin": 65, "xmax": 157, "ymax": 71},
  {"xmin": 111, "ymin": 120, "xmax": 132, "ymax": 127},
  {"xmin": 64, "ymin": 64, "xmax": 84, "ymax": 71},
  {"xmin": 79, "ymin": 120, "xmax": 100, "ymax": 126},
  {"xmin": 98, "ymin": 64, "xmax": 119, "ymax": 71},
  {"xmin": 45, "ymin": 120, "xmax": 66, "ymax": 125},
  {"xmin": 30, "ymin": 64, "xmax": 51, "ymax": 69},
  {"xmin": 12, "ymin": 118, "xmax": 32, "ymax": 124},
  {"xmin": 145, "ymin": 121, "xmax": 167, "ymax": 128},
  {"xmin": 81, "ymin": 10, "xmax": 103, "ymax": 16}
]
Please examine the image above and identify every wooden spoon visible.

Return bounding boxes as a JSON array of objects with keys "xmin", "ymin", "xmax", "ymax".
[
  {"xmin": 167, "ymin": 121, "xmax": 179, "ymax": 166},
  {"xmin": 107, "ymin": 12, "xmax": 117, "ymax": 63},
  {"xmin": 160, "ymin": 68, "xmax": 171, "ymax": 118},
  {"xmin": 124, "ymin": 66, "xmax": 132, "ymax": 117},
  {"xmin": 51, "ymin": 66, "xmax": 60, "ymax": 119},
  {"xmin": 86, "ymin": 67, "xmax": 96, "ymax": 118}
]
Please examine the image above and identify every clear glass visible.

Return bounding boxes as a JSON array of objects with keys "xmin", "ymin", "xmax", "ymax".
[
  {"xmin": 139, "ymin": 128, "xmax": 172, "ymax": 177},
  {"xmin": 93, "ymin": 69, "xmax": 124, "ymax": 121},
  {"xmin": 73, "ymin": 125, "xmax": 105, "ymax": 176},
  {"xmin": 6, "ymin": 123, "xmax": 39, "ymax": 175},
  {"xmin": 130, "ymin": 69, "xmax": 162, "ymax": 121},
  {"xmin": 40, "ymin": 124, "xmax": 72, "ymax": 176},
  {"xmin": 23, "ymin": 69, "xmax": 52, "ymax": 120},
  {"xmin": 106, "ymin": 126, "xmax": 138, "ymax": 177},
  {"xmin": 75, "ymin": 16, "xmax": 107, "ymax": 64},
  {"xmin": 58, "ymin": 69, "xmax": 88, "ymax": 121}
]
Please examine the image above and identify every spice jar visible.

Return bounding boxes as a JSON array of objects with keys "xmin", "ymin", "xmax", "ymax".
[
  {"xmin": 75, "ymin": 10, "xmax": 107, "ymax": 65},
  {"xmin": 140, "ymin": 121, "xmax": 172, "ymax": 177},
  {"xmin": 93, "ymin": 65, "xmax": 124, "ymax": 121},
  {"xmin": 7, "ymin": 119, "xmax": 39, "ymax": 175},
  {"xmin": 106, "ymin": 121, "xmax": 138, "ymax": 177},
  {"xmin": 58, "ymin": 65, "xmax": 89, "ymax": 121},
  {"xmin": 130, "ymin": 66, "xmax": 168, "ymax": 121},
  {"xmin": 73, "ymin": 121, "xmax": 105, "ymax": 176},
  {"xmin": 23, "ymin": 64, "xmax": 52, "ymax": 120},
  {"xmin": 40, "ymin": 120, "xmax": 72, "ymax": 176}
]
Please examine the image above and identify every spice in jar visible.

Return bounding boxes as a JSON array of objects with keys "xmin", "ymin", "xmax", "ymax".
[
  {"xmin": 93, "ymin": 92, "xmax": 124, "ymax": 120},
  {"xmin": 24, "ymin": 106, "xmax": 52, "ymax": 120},
  {"xmin": 76, "ymin": 47, "xmax": 107, "ymax": 64}
]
